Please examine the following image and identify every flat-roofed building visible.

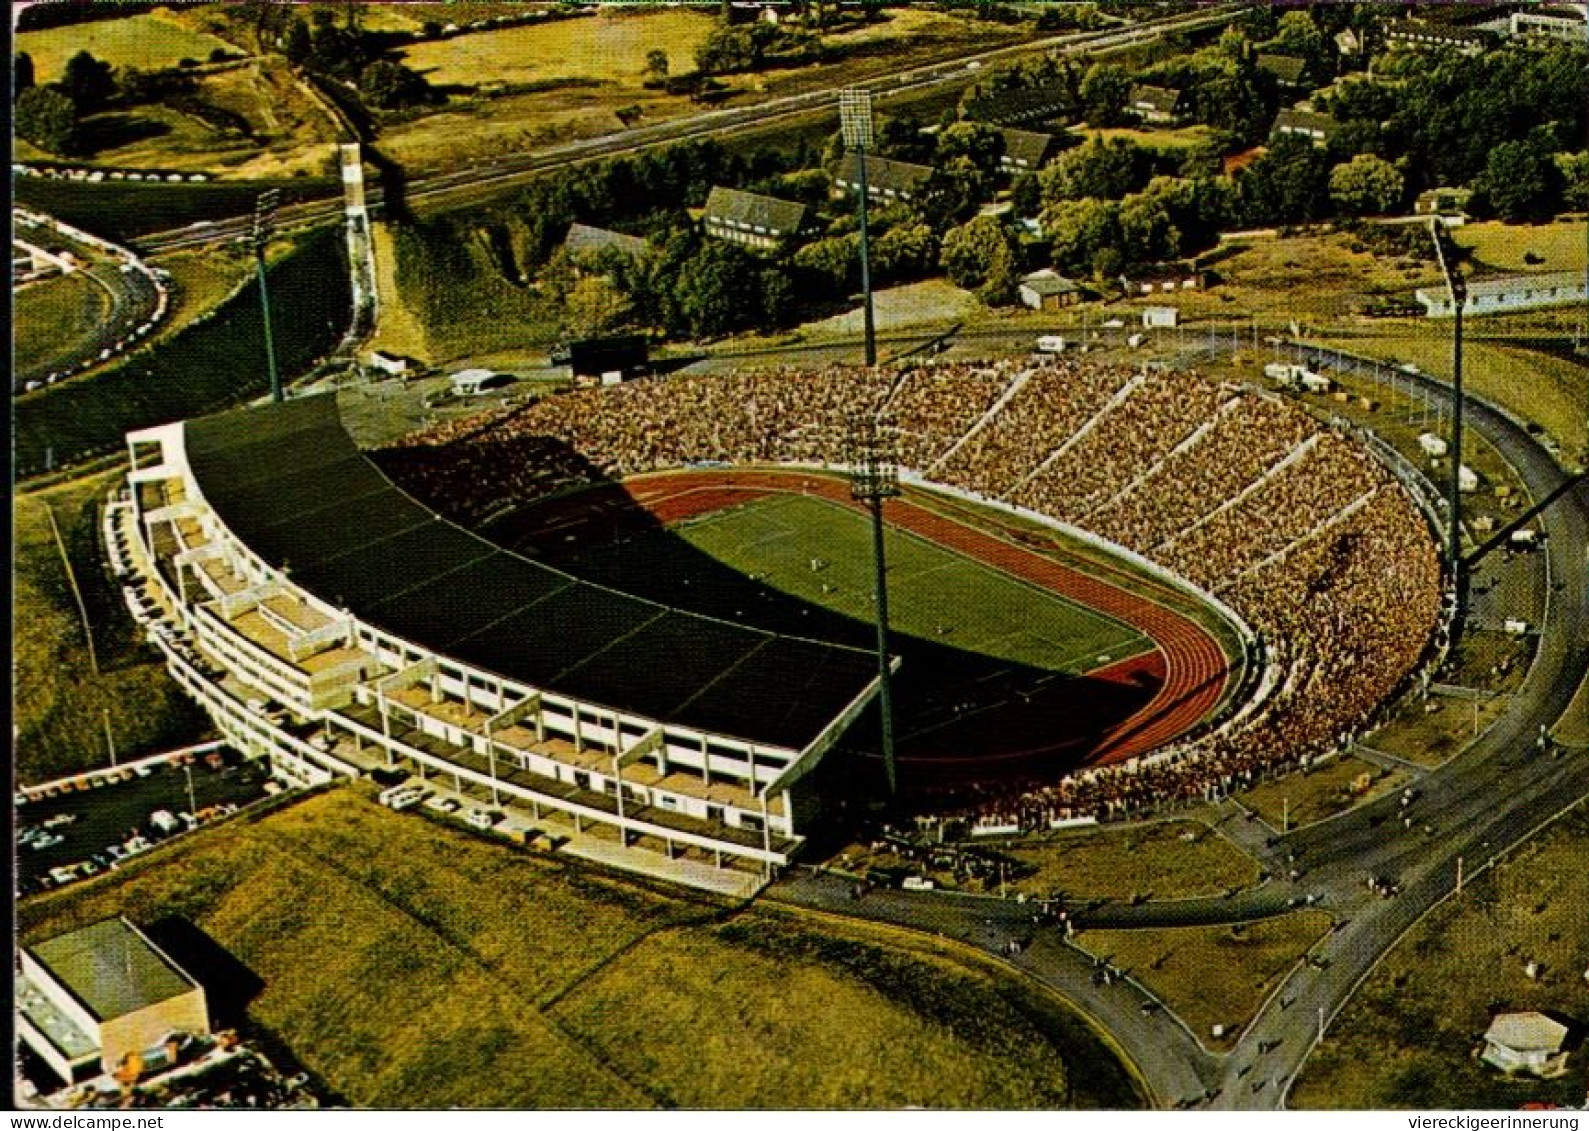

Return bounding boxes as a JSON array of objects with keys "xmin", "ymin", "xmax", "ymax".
[
  {"xmin": 1416, "ymin": 271, "xmax": 1588, "ymax": 317},
  {"xmin": 702, "ymin": 186, "xmax": 809, "ymax": 252},
  {"xmin": 18, "ymin": 917, "xmax": 209, "ymax": 1084},
  {"xmin": 1509, "ymin": 4, "xmax": 1588, "ymax": 41}
]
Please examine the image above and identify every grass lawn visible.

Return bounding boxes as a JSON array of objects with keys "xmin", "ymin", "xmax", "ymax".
[
  {"xmin": 1065, "ymin": 124, "xmax": 1216, "ymax": 152},
  {"xmin": 1076, "ymin": 912, "xmax": 1334, "ymax": 1049},
  {"xmin": 14, "ymin": 229, "xmax": 351, "ymax": 477},
  {"xmin": 1235, "ymin": 756, "xmax": 1409, "ymax": 831},
  {"xmin": 1311, "ymin": 330, "xmax": 1589, "ymax": 462},
  {"xmin": 17, "ymin": 13, "xmax": 234, "ymax": 81},
  {"xmin": 367, "ymin": 221, "xmax": 435, "ymax": 363},
  {"xmin": 13, "ymin": 272, "xmax": 111, "ymax": 379},
  {"xmin": 803, "ymin": 280, "xmax": 976, "ymax": 337},
  {"xmin": 1292, "ymin": 804, "xmax": 1589, "ymax": 1109},
  {"xmin": 18, "ymin": 787, "xmax": 1143, "ymax": 1109},
  {"xmin": 153, "ymin": 245, "xmax": 254, "ymax": 338},
  {"xmin": 1001, "ymin": 819, "xmax": 1260, "ymax": 901},
  {"xmin": 662, "ymin": 492, "xmax": 1149, "ymax": 673},
  {"xmin": 399, "ymin": 9, "xmax": 716, "ymax": 88},
  {"xmin": 1370, "ymin": 692, "xmax": 1516, "ymax": 769},
  {"xmin": 1455, "ymin": 218, "xmax": 1588, "ymax": 275},
  {"xmin": 14, "ymin": 470, "xmax": 212, "ymax": 785}
]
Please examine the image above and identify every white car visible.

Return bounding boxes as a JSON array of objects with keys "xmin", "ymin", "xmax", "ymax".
[
  {"xmin": 423, "ymin": 796, "xmax": 458, "ymax": 814},
  {"xmin": 465, "ymin": 809, "xmax": 500, "ymax": 830}
]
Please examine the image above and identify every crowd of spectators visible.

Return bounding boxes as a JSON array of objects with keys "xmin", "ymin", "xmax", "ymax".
[{"xmin": 381, "ymin": 356, "xmax": 1443, "ymax": 828}]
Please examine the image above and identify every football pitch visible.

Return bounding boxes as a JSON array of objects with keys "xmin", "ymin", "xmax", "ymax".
[{"xmin": 649, "ymin": 492, "xmax": 1151, "ymax": 676}]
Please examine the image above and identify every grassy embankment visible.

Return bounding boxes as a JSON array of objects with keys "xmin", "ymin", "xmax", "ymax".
[
  {"xmin": 19, "ymin": 788, "xmax": 1144, "ymax": 1110},
  {"xmin": 1292, "ymin": 804, "xmax": 1589, "ymax": 1109},
  {"xmin": 14, "ymin": 228, "xmax": 352, "ymax": 478},
  {"xmin": 13, "ymin": 272, "xmax": 111, "ymax": 378},
  {"xmin": 14, "ymin": 471, "xmax": 212, "ymax": 785}
]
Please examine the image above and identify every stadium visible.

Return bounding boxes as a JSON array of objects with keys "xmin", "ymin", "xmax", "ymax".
[{"xmin": 116, "ymin": 355, "xmax": 1443, "ymax": 892}]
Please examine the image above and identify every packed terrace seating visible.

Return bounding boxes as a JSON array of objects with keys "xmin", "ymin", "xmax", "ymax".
[{"xmin": 381, "ymin": 358, "xmax": 1443, "ymax": 827}]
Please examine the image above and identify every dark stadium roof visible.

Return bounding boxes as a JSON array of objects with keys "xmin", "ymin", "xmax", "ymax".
[{"xmin": 184, "ymin": 396, "xmax": 880, "ymax": 751}]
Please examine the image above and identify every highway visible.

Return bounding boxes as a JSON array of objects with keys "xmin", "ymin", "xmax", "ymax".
[
  {"xmin": 769, "ymin": 342, "xmax": 1589, "ymax": 1111},
  {"xmin": 127, "ymin": 5, "xmax": 1240, "ymax": 257}
]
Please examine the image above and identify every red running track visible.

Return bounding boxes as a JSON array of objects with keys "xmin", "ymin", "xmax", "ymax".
[{"xmin": 624, "ymin": 469, "xmax": 1234, "ymax": 771}]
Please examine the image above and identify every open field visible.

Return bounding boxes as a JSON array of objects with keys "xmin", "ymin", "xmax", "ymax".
[
  {"xmin": 1076, "ymin": 912, "xmax": 1334, "ymax": 1049},
  {"xmin": 14, "ymin": 471, "xmax": 212, "ymax": 785},
  {"xmin": 1001, "ymin": 819, "xmax": 1260, "ymax": 901},
  {"xmin": 14, "ymin": 229, "xmax": 351, "ymax": 477},
  {"xmin": 399, "ymin": 9, "xmax": 715, "ymax": 88},
  {"xmin": 16, "ymin": 13, "xmax": 234, "ymax": 80},
  {"xmin": 1235, "ymin": 756, "xmax": 1410, "ymax": 831},
  {"xmin": 805, "ymin": 280, "xmax": 976, "ymax": 337},
  {"xmin": 1292, "ymin": 803, "xmax": 1589, "ymax": 1109},
  {"xmin": 19, "ymin": 787, "xmax": 1142, "ymax": 1109},
  {"xmin": 1455, "ymin": 217, "xmax": 1588, "ymax": 275},
  {"xmin": 13, "ymin": 272, "xmax": 111, "ymax": 380},
  {"xmin": 1066, "ymin": 123, "xmax": 1216, "ymax": 152},
  {"xmin": 663, "ymin": 492, "xmax": 1149, "ymax": 673}
]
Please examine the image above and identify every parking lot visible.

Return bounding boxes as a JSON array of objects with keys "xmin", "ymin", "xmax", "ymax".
[{"xmin": 15, "ymin": 750, "xmax": 277, "ymax": 894}]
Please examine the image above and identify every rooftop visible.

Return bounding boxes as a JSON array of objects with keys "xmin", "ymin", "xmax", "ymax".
[
  {"xmin": 703, "ymin": 186, "xmax": 808, "ymax": 234},
  {"xmin": 834, "ymin": 152, "xmax": 935, "ymax": 195},
  {"xmin": 1130, "ymin": 84, "xmax": 1183, "ymax": 114},
  {"xmin": 1484, "ymin": 1012, "xmax": 1570, "ymax": 1053},
  {"xmin": 562, "ymin": 223, "xmax": 648, "ymax": 262},
  {"xmin": 1256, "ymin": 53, "xmax": 1308, "ymax": 86},
  {"xmin": 27, "ymin": 917, "xmax": 200, "ymax": 1023},
  {"xmin": 998, "ymin": 127, "xmax": 1060, "ymax": 168},
  {"xmin": 1020, "ymin": 269, "xmax": 1082, "ymax": 296}
]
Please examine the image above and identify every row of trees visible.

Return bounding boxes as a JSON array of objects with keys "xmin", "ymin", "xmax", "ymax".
[{"xmin": 14, "ymin": 49, "xmax": 119, "ymax": 156}]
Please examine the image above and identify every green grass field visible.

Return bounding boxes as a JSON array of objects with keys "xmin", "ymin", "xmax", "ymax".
[
  {"xmin": 1235, "ymin": 755, "xmax": 1410, "ymax": 831},
  {"xmin": 1293, "ymin": 803, "xmax": 1589, "ymax": 1109},
  {"xmin": 17, "ymin": 13, "xmax": 234, "ymax": 81},
  {"xmin": 19, "ymin": 787, "xmax": 1143, "ymax": 1109},
  {"xmin": 668, "ymin": 493, "xmax": 1149, "ymax": 674},
  {"xmin": 13, "ymin": 272, "xmax": 110, "ymax": 379},
  {"xmin": 14, "ymin": 471, "xmax": 212, "ymax": 784}
]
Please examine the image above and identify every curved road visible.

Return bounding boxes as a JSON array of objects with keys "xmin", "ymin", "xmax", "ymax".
[
  {"xmin": 14, "ymin": 214, "xmax": 165, "ymax": 392},
  {"xmin": 770, "ymin": 344, "xmax": 1589, "ymax": 1110}
]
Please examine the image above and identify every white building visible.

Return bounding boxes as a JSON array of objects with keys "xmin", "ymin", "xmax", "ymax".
[
  {"xmin": 1481, "ymin": 1012, "xmax": 1572, "ymax": 1078},
  {"xmin": 1415, "ymin": 272, "xmax": 1588, "ymax": 318}
]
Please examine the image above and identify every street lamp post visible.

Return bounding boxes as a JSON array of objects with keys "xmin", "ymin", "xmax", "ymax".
[
  {"xmin": 252, "ymin": 188, "xmax": 283, "ymax": 403},
  {"xmin": 846, "ymin": 409, "xmax": 900, "ymax": 798},
  {"xmin": 840, "ymin": 88, "xmax": 878, "ymax": 368},
  {"xmin": 1430, "ymin": 220, "xmax": 1466, "ymax": 602}
]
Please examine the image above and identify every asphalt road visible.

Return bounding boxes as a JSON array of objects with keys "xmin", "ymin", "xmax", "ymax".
[
  {"xmin": 14, "ymin": 217, "xmax": 163, "ymax": 392},
  {"xmin": 767, "ymin": 341, "xmax": 1589, "ymax": 1111}
]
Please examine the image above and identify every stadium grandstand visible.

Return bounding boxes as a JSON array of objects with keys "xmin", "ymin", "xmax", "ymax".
[
  {"xmin": 113, "ymin": 395, "xmax": 884, "ymax": 894},
  {"xmin": 114, "ymin": 355, "xmax": 1442, "ymax": 886}
]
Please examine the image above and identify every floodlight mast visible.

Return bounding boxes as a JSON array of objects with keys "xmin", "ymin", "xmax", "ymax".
[
  {"xmin": 847, "ymin": 408, "xmax": 900, "ymax": 799},
  {"xmin": 252, "ymin": 189, "xmax": 283, "ymax": 403},
  {"xmin": 1430, "ymin": 219, "xmax": 1466, "ymax": 601},
  {"xmin": 840, "ymin": 89, "xmax": 878, "ymax": 368}
]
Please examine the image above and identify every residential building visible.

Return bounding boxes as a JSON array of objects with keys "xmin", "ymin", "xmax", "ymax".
[
  {"xmin": 963, "ymin": 85, "xmax": 1072, "ymax": 127},
  {"xmin": 1272, "ymin": 108, "xmax": 1337, "ymax": 148},
  {"xmin": 833, "ymin": 153, "xmax": 935, "ymax": 203},
  {"xmin": 1130, "ymin": 84, "xmax": 1185, "ymax": 125},
  {"xmin": 561, "ymin": 223, "xmax": 648, "ymax": 265},
  {"xmin": 997, "ymin": 127, "xmax": 1062, "ymax": 173},
  {"xmin": 1509, "ymin": 3, "xmax": 1588, "ymax": 41},
  {"xmin": 18, "ymin": 917, "xmax": 210, "ymax": 1084},
  {"xmin": 1119, "ymin": 264, "xmax": 1207, "ymax": 296},
  {"xmin": 1256, "ymin": 53, "xmax": 1309, "ymax": 91},
  {"xmin": 1414, "ymin": 187, "xmax": 1473, "ymax": 217},
  {"xmin": 702, "ymin": 186, "xmax": 809, "ymax": 252}
]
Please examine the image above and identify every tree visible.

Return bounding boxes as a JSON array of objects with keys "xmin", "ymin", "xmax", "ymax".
[
  {"xmin": 1042, "ymin": 196, "xmax": 1121, "ymax": 278},
  {"xmin": 1235, "ymin": 134, "xmax": 1331, "ymax": 226},
  {"xmin": 563, "ymin": 274, "xmax": 632, "ymax": 338},
  {"xmin": 935, "ymin": 121, "xmax": 1005, "ymax": 181},
  {"xmin": 1558, "ymin": 151, "xmax": 1589, "ymax": 211},
  {"xmin": 14, "ymin": 52, "xmax": 35, "ymax": 99},
  {"xmin": 940, "ymin": 214, "xmax": 1021, "ymax": 304},
  {"xmin": 644, "ymin": 49, "xmax": 669, "ymax": 84},
  {"xmin": 1079, "ymin": 61, "xmax": 1131, "ymax": 128},
  {"xmin": 1329, "ymin": 153, "xmax": 1405, "ymax": 216},
  {"xmin": 673, "ymin": 241, "xmax": 760, "ymax": 338},
  {"xmin": 358, "ymin": 60, "xmax": 427, "ymax": 108},
  {"xmin": 792, "ymin": 233, "xmax": 860, "ymax": 293},
  {"xmin": 61, "ymin": 50, "xmax": 116, "ymax": 113},
  {"xmin": 695, "ymin": 22, "xmax": 758, "ymax": 75},
  {"xmin": 916, "ymin": 158, "xmax": 991, "ymax": 231},
  {"xmin": 872, "ymin": 221, "xmax": 939, "ymax": 283},
  {"xmin": 15, "ymin": 85, "xmax": 81, "ymax": 155},
  {"xmin": 282, "ymin": 17, "xmax": 313, "ymax": 65},
  {"xmin": 1474, "ymin": 140, "xmax": 1559, "ymax": 222},
  {"xmin": 1117, "ymin": 192, "xmax": 1180, "ymax": 266},
  {"xmin": 1040, "ymin": 136, "xmax": 1151, "ymax": 204}
]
